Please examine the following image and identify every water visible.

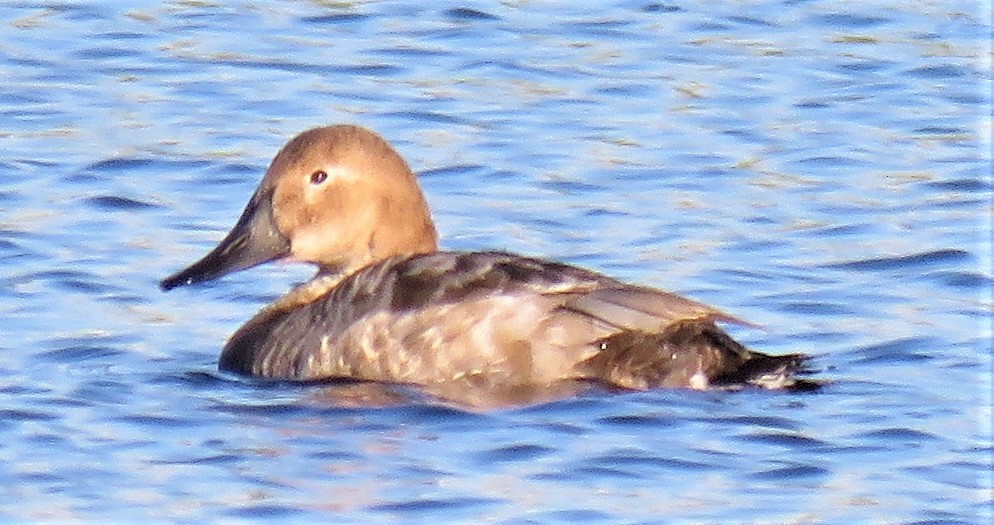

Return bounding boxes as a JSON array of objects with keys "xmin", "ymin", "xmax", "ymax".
[{"xmin": 1, "ymin": 1, "xmax": 991, "ymax": 522}]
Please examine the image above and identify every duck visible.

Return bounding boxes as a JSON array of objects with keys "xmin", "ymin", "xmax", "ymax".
[{"xmin": 160, "ymin": 125, "xmax": 817, "ymax": 401}]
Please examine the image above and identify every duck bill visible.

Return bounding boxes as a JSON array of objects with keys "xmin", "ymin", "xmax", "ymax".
[{"xmin": 160, "ymin": 189, "xmax": 290, "ymax": 291}]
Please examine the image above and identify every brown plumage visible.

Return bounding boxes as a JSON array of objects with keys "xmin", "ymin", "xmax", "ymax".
[{"xmin": 161, "ymin": 125, "xmax": 817, "ymax": 404}]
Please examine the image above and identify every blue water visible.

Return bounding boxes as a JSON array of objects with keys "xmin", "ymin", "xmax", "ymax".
[{"xmin": 1, "ymin": 1, "xmax": 991, "ymax": 522}]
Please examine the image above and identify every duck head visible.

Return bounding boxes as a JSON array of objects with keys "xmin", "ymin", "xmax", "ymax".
[{"xmin": 161, "ymin": 125, "xmax": 439, "ymax": 290}]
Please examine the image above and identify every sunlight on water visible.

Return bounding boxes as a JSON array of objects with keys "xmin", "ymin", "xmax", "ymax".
[{"xmin": 0, "ymin": 1, "xmax": 990, "ymax": 522}]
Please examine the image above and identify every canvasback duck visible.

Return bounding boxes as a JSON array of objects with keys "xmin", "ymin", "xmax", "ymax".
[{"xmin": 161, "ymin": 125, "xmax": 816, "ymax": 398}]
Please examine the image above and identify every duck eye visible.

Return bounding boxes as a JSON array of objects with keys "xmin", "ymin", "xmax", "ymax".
[{"xmin": 309, "ymin": 171, "xmax": 328, "ymax": 185}]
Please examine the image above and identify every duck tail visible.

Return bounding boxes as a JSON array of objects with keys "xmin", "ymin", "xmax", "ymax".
[
  {"xmin": 712, "ymin": 351, "xmax": 821, "ymax": 392},
  {"xmin": 582, "ymin": 321, "xmax": 821, "ymax": 392}
]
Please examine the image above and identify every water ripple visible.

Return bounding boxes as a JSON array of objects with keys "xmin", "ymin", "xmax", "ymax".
[
  {"xmin": 84, "ymin": 195, "xmax": 159, "ymax": 211},
  {"xmin": 0, "ymin": 1, "xmax": 989, "ymax": 523},
  {"xmin": 367, "ymin": 497, "xmax": 501, "ymax": 517},
  {"xmin": 824, "ymin": 249, "xmax": 973, "ymax": 272},
  {"xmin": 845, "ymin": 337, "xmax": 936, "ymax": 365},
  {"xmin": 444, "ymin": 7, "xmax": 500, "ymax": 21},
  {"xmin": 474, "ymin": 443, "xmax": 554, "ymax": 464},
  {"xmin": 749, "ymin": 462, "xmax": 830, "ymax": 481}
]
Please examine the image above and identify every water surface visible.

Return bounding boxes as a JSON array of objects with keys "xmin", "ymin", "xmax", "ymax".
[{"xmin": 1, "ymin": 1, "xmax": 991, "ymax": 522}]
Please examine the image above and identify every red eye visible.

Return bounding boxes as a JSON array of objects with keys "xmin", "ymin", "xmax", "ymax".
[{"xmin": 310, "ymin": 171, "xmax": 327, "ymax": 185}]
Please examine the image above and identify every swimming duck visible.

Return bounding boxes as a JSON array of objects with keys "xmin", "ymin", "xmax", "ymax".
[{"xmin": 161, "ymin": 125, "xmax": 815, "ymax": 397}]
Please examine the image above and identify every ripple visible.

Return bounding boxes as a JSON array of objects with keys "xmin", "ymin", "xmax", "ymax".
[
  {"xmin": 74, "ymin": 46, "xmax": 144, "ymax": 60},
  {"xmin": 584, "ymin": 448, "xmax": 714, "ymax": 473},
  {"xmin": 209, "ymin": 400, "xmax": 310, "ymax": 418},
  {"xmin": 69, "ymin": 379, "xmax": 133, "ymax": 405},
  {"xmin": 793, "ymin": 155, "xmax": 866, "ymax": 167},
  {"xmin": 858, "ymin": 427, "xmax": 940, "ymax": 442},
  {"xmin": 368, "ymin": 497, "xmax": 500, "ymax": 516},
  {"xmin": 596, "ymin": 412, "xmax": 679, "ymax": 429},
  {"xmin": 381, "ymin": 110, "xmax": 470, "ymax": 125},
  {"xmin": 0, "ymin": 408, "xmax": 60, "ymax": 422},
  {"xmin": 845, "ymin": 337, "xmax": 937, "ymax": 365},
  {"xmin": 81, "ymin": 157, "xmax": 158, "ymax": 173},
  {"xmin": 811, "ymin": 13, "xmax": 891, "ymax": 29},
  {"xmin": 420, "ymin": 164, "xmax": 487, "ymax": 179},
  {"xmin": 824, "ymin": 249, "xmax": 973, "ymax": 272},
  {"xmin": 26, "ymin": 269, "xmax": 116, "ymax": 294},
  {"xmin": 394, "ymin": 403, "xmax": 486, "ymax": 425},
  {"xmin": 778, "ymin": 301, "xmax": 857, "ymax": 316},
  {"xmin": 905, "ymin": 64, "xmax": 971, "ymax": 79},
  {"xmin": 39, "ymin": 344, "xmax": 122, "ymax": 363},
  {"xmin": 84, "ymin": 195, "xmax": 159, "ymax": 211},
  {"xmin": 922, "ymin": 270, "xmax": 993, "ymax": 290},
  {"xmin": 750, "ymin": 462, "xmax": 830, "ymax": 481},
  {"xmin": 445, "ymin": 7, "xmax": 500, "ymax": 21},
  {"xmin": 299, "ymin": 13, "xmax": 369, "ymax": 25},
  {"xmin": 641, "ymin": 3, "xmax": 681, "ymax": 13},
  {"xmin": 914, "ymin": 126, "xmax": 967, "ymax": 136},
  {"xmin": 715, "ymin": 415, "xmax": 801, "ymax": 431},
  {"xmin": 73, "ymin": 158, "xmax": 214, "ymax": 181},
  {"xmin": 474, "ymin": 443, "xmax": 554, "ymax": 464},
  {"xmin": 738, "ymin": 432, "xmax": 827, "ymax": 450},
  {"xmin": 560, "ymin": 464, "xmax": 643, "ymax": 480},
  {"xmin": 225, "ymin": 505, "xmax": 309, "ymax": 519},
  {"xmin": 151, "ymin": 453, "xmax": 242, "ymax": 466},
  {"xmin": 114, "ymin": 413, "xmax": 202, "ymax": 429},
  {"xmin": 924, "ymin": 178, "xmax": 993, "ymax": 192},
  {"xmin": 837, "ymin": 59, "xmax": 894, "ymax": 73}
]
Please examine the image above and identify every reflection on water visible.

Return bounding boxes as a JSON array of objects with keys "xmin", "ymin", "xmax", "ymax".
[{"xmin": 1, "ymin": 0, "xmax": 991, "ymax": 522}]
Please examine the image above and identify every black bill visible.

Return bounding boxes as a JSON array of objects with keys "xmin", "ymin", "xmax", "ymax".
[{"xmin": 160, "ymin": 188, "xmax": 290, "ymax": 291}]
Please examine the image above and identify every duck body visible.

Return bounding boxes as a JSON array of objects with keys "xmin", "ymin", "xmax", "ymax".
[{"xmin": 162, "ymin": 125, "xmax": 815, "ymax": 396}]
